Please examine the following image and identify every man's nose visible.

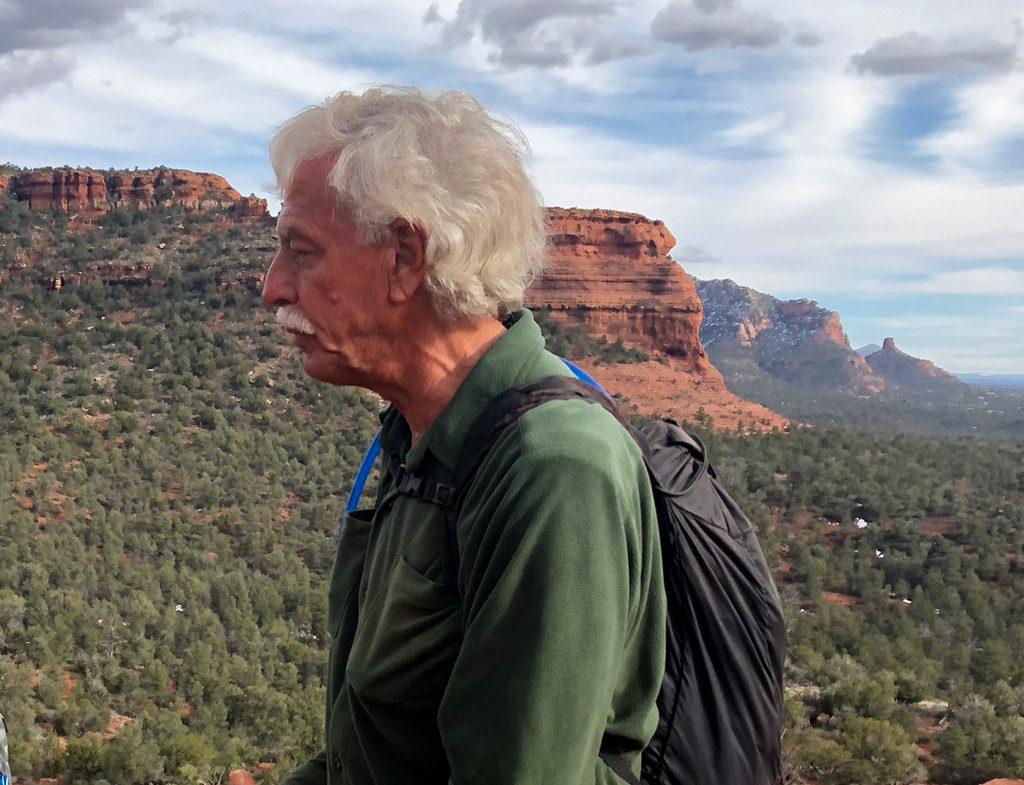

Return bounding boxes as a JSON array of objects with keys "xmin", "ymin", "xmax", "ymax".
[{"xmin": 262, "ymin": 251, "xmax": 295, "ymax": 309}]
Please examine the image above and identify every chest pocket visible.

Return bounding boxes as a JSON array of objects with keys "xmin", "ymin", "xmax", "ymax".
[{"xmin": 346, "ymin": 553, "xmax": 461, "ymax": 707}]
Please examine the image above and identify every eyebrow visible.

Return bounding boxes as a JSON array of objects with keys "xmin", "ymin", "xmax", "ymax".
[{"xmin": 279, "ymin": 224, "xmax": 317, "ymax": 245}]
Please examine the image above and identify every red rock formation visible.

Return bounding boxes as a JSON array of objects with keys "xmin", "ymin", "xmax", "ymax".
[
  {"xmin": 5, "ymin": 167, "xmax": 263, "ymax": 220},
  {"xmin": 529, "ymin": 207, "xmax": 713, "ymax": 375},
  {"xmin": 107, "ymin": 168, "xmax": 241, "ymax": 210},
  {"xmin": 570, "ymin": 356, "xmax": 790, "ymax": 432},
  {"xmin": 230, "ymin": 195, "xmax": 272, "ymax": 221},
  {"xmin": 775, "ymin": 301, "xmax": 850, "ymax": 347},
  {"xmin": 229, "ymin": 770, "xmax": 257, "ymax": 785},
  {"xmin": 11, "ymin": 168, "xmax": 108, "ymax": 213},
  {"xmin": 527, "ymin": 208, "xmax": 787, "ymax": 431},
  {"xmin": 864, "ymin": 337, "xmax": 965, "ymax": 392},
  {"xmin": 0, "ymin": 173, "xmax": 10, "ymax": 195}
]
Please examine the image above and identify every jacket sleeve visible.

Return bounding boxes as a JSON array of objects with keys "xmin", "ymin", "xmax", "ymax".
[
  {"xmin": 280, "ymin": 748, "xmax": 327, "ymax": 785},
  {"xmin": 437, "ymin": 412, "xmax": 660, "ymax": 785}
]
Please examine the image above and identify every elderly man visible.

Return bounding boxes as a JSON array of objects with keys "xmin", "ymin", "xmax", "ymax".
[{"xmin": 262, "ymin": 86, "xmax": 665, "ymax": 785}]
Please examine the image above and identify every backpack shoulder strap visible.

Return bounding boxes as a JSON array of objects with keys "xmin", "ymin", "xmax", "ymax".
[{"xmin": 434, "ymin": 374, "xmax": 625, "ymax": 591}]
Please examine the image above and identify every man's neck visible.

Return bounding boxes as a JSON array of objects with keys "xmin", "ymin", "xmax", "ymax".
[{"xmin": 375, "ymin": 315, "xmax": 507, "ymax": 444}]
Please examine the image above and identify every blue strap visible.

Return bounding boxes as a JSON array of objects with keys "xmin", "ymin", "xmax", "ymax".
[
  {"xmin": 561, "ymin": 358, "xmax": 607, "ymax": 394},
  {"xmin": 345, "ymin": 429, "xmax": 381, "ymax": 514},
  {"xmin": 341, "ymin": 358, "xmax": 605, "ymax": 518}
]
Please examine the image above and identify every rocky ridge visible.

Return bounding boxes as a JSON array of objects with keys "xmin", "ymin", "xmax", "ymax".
[
  {"xmin": 863, "ymin": 338, "xmax": 967, "ymax": 394},
  {"xmin": 696, "ymin": 277, "xmax": 885, "ymax": 395},
  {"xmin": 1, "ymin": 177, "xmax": 785, "ymax": 429},
  {"xmin": 3, "ymin": 166, "xmax": 270, "ymax": 220},
  {"xmin": 528, "ymin": 209, "xmax": 788, "ymax": 430}
]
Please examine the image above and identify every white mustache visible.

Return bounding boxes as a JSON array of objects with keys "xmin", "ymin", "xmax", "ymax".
[{"xmin": 276, "ymin": 306, "xmax": 316, "ymax": 335}]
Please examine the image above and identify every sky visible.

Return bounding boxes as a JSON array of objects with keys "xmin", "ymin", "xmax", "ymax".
[{"xmin": 1, "ymin": 0, "xmax": 1022, "ymax": 375}]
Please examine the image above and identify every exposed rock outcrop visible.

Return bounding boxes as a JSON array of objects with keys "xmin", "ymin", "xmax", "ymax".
[
  {"xmin": 4, "ymin": 167, "xmax": 268, "ymax": 220},
  {"xmin": 230, "ymin": 195, "xmax": 272, "ymax": 221},
  {"xmin": 106, "ymin": 169, "xmax": 240, "ymax": 210},
  {"xmin": 528, "ymin": 208, "xmax": 713, "ymax": 375},
  {"xmin": 696, "ymin": 277, "xmax": 885, "ymax": 395},
  {"xmin": 526, "ymin": 209, "xmax": 788, "ymax": 430},
  {"xmin": 229, "ymin": 770, "xmax": 257, "ymax": 785},
  {"xmin": 12, "ymin": 168, "xmax": 108, "ymax": 213},
  {"xmin": 863, "ymin": 338, "xmax": 966, "ymax": 394}
]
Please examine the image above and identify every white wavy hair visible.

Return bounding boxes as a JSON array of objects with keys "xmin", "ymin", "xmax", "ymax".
[{"xmin": 270, "ymin": 86, "xmax": 547, "ymax": 321}]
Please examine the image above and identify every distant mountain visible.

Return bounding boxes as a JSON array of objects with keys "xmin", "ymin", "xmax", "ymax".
[
  {"xmin": 695, "ymin": 278, "xmax": 977, "ymax": 398},
  {"xmin": 862, "ymin": 338, "xmax": 967, "ymax": 395},
  {"xmin": 856, "ymin": 343, "xmax": 882, "ymax": 357},
  {"xmin": 694, "ymin": 278, "xmax": 1024, "ymax": 437},
  {"xmin": 694, "ymin": 277, "xmax": 883, "ymax": 394}
]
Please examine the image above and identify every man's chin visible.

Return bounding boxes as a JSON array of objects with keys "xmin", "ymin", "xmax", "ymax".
[{"xmin": 301, "ymin": 349, "xmax": 352, "ymax": 387}]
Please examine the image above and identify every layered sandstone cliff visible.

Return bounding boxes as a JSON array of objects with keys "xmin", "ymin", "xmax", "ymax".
[
  {"xmin": 528, "ymin": 208, "xmax": 714, "ymax": 376},
  {"xmin": 526, "ymin": 208, "xmax": 788, "ymax": 430},
  {"xmin": 5, "ymin": 167, "xmax": 270, "ymax": 220}
]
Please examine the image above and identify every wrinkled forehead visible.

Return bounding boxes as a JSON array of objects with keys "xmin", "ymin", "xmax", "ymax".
[
  {"xmin": 278, "ymin": 154, "xmax": 355, "ymax": 234},
  {"xmin": 281, "ymin": 154, "xmax": 338, "ymax": 209}
]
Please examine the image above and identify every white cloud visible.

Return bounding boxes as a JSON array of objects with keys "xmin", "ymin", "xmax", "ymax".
[
  {"xmin": 675, "ymin": 246, "xmax": 724, "ymax": 266},
  {"xmin": 716, "ymin": 110, "xmax": 786, "ymax": 145},
  {"xmin": 919, "ymin": 72, "xmax": 1024, "ymax": 173},
  {"xmin": 438, "ymin": 0, "xmax": 629, "ymax": 67},
  {"xmin": 0, "ymin": 50, "xmax": 73, "ymax": 99}
]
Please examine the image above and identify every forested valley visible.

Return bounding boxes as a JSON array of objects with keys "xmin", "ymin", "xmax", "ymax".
[{"xmin": 1, "ymin": 199, "xmax": 1023, "ymax": 785}]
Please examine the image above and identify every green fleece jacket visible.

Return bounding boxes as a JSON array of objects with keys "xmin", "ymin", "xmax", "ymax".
[{"xmin": 284, "ymin": 310, "xmax": 665, "ymax": 785}]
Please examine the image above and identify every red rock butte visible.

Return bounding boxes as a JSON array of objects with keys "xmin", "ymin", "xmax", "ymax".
[
  {"xmin": 528, "ymin": 207, "xmax": 788, "ymax": 431},
  {"xmin": 529, "ymin": 207, "xmax": 712, "ymax": 375},
  {"xmin": 4, "ymin": 166, "xmax": 270, "ymax": 220}
]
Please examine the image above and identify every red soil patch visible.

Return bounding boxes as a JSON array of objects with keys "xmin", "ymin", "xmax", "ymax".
[
  {"xmin": 821, "ymin": 592, "xmax": 856, "ymax": 607},
  {"xmin": 273, "ymin": 493, "xmax": 298, "ymax": 528},
  {"xmin": 572, "ymin": 358, "xmax": 789, "ymax": 433},
  {"xmin": 919, "ymin": 516, "xmax": 956, "ymax": 536},
  {"xmin": 101, "ymin": 714, "xmax": 134, "ymax": 739},
  {"xmin": 62, "ymin": 672, "xmax": 81, "ymax": 701}
]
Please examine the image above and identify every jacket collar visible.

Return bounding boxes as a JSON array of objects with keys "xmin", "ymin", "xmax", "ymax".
[{"xmin": 379, "ymin": 309, "xmax": 557, "ymax": 478}]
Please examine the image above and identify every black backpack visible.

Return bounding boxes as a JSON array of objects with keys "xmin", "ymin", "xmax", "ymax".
[{"xmin": 374, "ymin": 375, "xmax": 787, "ymax": 785}]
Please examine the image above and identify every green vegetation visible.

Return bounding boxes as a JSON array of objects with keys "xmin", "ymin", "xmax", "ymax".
[
  {"xmin": 533, "ymin": 307, "xmax": 651, "ymax": 363},
  {"xmin": 1, "ymin": 205, "xmax": 380, "ymax": 783},
  {"xmin": 689, "ymin": 423, "xmax": 1024, "ymax": 784},
  {"xmin": 2, "ymin": 205, "xmax": 1023, "ymax": 784},
  {"xmin": 711, "ymin": 351, "xmax": 1024, "ymax": 439}
]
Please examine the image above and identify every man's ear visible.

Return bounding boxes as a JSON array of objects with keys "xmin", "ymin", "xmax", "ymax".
[{"xmin": 386, "ymin": 219, "xmax": 428, "ymax": 304}]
